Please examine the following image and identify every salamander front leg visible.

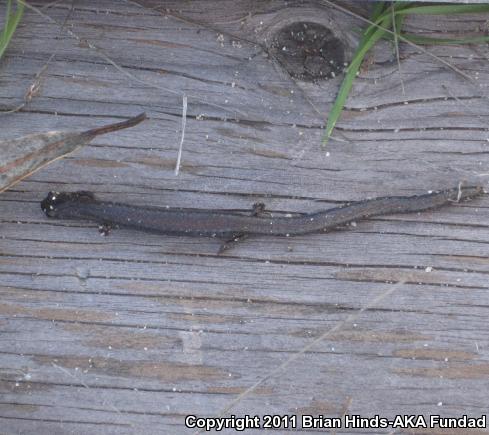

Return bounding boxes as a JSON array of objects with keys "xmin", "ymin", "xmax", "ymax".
[
  {"xmin": 217, "ymin": 202, "xmax": 266, "ymax": 254},
  {"xmin": 98, "ymin": 223, "xmax": 113, "ymax": 237}
]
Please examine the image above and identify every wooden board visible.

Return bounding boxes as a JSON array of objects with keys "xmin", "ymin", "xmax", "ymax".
[{"xmin": 1, "ymin": 1, "xmax": 488, "ymax": 434}]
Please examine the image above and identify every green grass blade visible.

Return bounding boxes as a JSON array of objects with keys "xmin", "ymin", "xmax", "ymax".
[
  {"xmin": 0, "ymin": 0, "xmax": 24, "ymax": 60},
  {"xmin": 322, "ymin": 1, "xmax": 489, "ymax": 145},
  {"xmin": 371, "ymin": 2, "xmax": 387, "ymax": 21},
  {"xmin": 394, "ymin": 3, "xmax": 407, "ymax": 33},
  {"xmin": 394, "ymin": 4, "xmax": 489, "ymax": 16},
  {"xmin": 355, "ymin": 3, "xmax": 393, "ymax": 50},
  {"xmin": 323, "ymin": 14, "xmax": 392, "ymax": 144},
  {"xmin": 3, "ymin": 0, "xmax": 12, "ymax": 41},
  {"xmin": 401, "ymin": 33, "xmax": 489, "ymax": 45},
  {"xmin": 373, "ymin": 1, "xmax": 415, "ymax": 23}
]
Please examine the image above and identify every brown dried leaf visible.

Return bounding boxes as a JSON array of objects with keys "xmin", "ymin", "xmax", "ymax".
[{"xmin": 0, "ymin": 113, "xmax": 146, "ymax": 193}]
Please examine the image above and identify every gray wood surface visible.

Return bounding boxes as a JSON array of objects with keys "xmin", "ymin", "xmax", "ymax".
[{"xmin": 1, "ymin": 1, "xmax": 489, "ymax": 434}]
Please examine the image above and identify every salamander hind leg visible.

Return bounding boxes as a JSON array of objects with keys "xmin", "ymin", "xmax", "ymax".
[
  {"xmin": 252, "ymin": 202, "xmax": 266, "ymax": 216},
  {"xmin": 217, "ymin": 203, "xmax": 263, "ymax": 254},
  {"xmin": 217, "ymin": 233, "xmax": 249, "ymax": 255}
]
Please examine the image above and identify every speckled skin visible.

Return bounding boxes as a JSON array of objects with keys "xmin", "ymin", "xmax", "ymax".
[{"xmin": 41, "ymin": 186, "xmax": 484, "ymax": 237}]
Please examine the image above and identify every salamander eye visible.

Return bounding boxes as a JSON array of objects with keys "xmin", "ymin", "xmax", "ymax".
[{"xmin": 40, "ymin": 191, "xmax": 67, "ymax": 217}]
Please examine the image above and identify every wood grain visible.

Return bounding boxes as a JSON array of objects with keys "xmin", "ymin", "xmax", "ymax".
[{"xmin": 1, "ymin": 1, "xmax": 488, "ymax": 434}]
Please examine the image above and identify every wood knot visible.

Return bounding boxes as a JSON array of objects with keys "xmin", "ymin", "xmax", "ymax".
[{"xmin": 270, "ymin": 21, "xmax": 346, "ymax": 82}]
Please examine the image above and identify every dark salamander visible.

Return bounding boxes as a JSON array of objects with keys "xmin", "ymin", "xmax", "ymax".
[{"xmin": 41, "ymin": 185, "xmax": 484, "ymax": 238}]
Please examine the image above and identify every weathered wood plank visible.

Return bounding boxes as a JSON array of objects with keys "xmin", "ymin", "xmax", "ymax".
[{"xmin": 1, "ymin": 1, "xmax": 488, "ymax": 434}]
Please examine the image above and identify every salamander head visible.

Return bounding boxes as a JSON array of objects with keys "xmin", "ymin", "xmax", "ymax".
[{"xmin": 41, "ymin": 191, "xmax": 96, "ymax": 217}]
